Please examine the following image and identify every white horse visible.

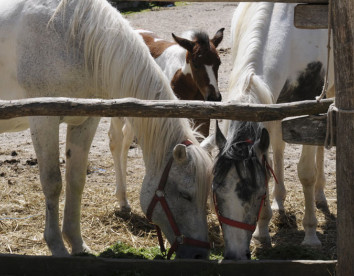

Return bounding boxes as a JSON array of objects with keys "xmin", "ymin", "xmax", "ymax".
[
  {"xmin": 0, "ymin": 0, "xmax": 212, "ymax": 258},
  {"xmin": 109, "ymin": 28, "xmax": 224, "ymax": 211},
  {"xmin": 212, "ymin": 3, "xmax": 334, "ymax": 260}
]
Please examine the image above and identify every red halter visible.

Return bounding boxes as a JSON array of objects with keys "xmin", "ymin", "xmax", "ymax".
[
  {"xmin": 213, "ymin": 154, "xmax": 278, "ymax": 232},
  {"xmin": 146, "ymin": 140, "xmax": 210, "ymax": 259}
]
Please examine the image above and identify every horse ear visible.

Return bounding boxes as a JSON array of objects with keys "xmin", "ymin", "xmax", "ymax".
[
  {"xmin": 201, "ymin": 134, "xmax": 216, "ymax": 153},
  {"xmin": 211, "ymin": 28, "xmax": 225, "ymax": 48},
  {"xmin": 172, "ymin": 33, "xmax": 195, "ymax": 53},
  {"xmin": 215, "ymin": 121, "xmax": 226, "ymax": 150},
  {"xmin": 254, "ymin": 128, "xmax": 270, "ymax": 156},
  {"xmin": 173, "ymin": 144, "xmax": 188, "ymax": 163}
]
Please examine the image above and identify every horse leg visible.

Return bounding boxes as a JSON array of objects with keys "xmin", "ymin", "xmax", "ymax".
[
  {"xmin": 314, "ymin": 146, "xmax": 329, "ymax": 212},
  {"xmin": 109, "ymin": 118, "xmax": 134, "ymax": 211},
  {"xmin": 29, "ymin": 116, "xmax": 68, "ymax": 256},
  {"xmin": 268, "ymin": 121, "xmax": 286, "ymax": 211},
  {"xmin": 62, "ymin": 117, "xmax": 100, "ymax": 254},
  {"xmin": 253, "ymin": 187, "xmax": 272, "ymax": 246},
  {"xmin": 297, "ymin": 145, "xmax": 321, "ymax": 246}
]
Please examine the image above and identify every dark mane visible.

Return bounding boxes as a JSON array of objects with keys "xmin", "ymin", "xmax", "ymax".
[
  {"xmin": 192, "ymin": 31, "xmax": 210, "ymax": 48},
  {"xmin": 213, "ymin": 121, "xmax": 266, "ymax": 201}
]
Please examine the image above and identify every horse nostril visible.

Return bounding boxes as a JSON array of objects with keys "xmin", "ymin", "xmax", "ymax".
[{"xmin": 207, "ymin": 93, "xmax": 222, "ymax": 102}]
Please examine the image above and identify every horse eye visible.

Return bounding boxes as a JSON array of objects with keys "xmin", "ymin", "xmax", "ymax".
[{"xmin": 179, "ymin": 192, "xmax": 192, "ymax": 201}]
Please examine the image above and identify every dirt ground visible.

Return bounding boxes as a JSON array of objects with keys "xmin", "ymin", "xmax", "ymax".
[{"xmin": 0, "ymin": 2, "xmax": 337, "ymax": 259}]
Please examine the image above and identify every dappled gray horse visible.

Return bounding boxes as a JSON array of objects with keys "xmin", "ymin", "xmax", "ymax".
[{"xmin": 212, "ymin": 2, "xmax": 334, "ymax": 260}]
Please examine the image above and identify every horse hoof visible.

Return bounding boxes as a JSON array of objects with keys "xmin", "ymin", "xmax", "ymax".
[
  {"xmin": 71, "ymin": 243, "xmax": 95, "ymax": 256},
  {"xmin": 301, "ymin": 238, "xmax": 322, "ymax": 247},
  {"xmin": 316, "ymin": 200, "xmax": 329, "ymax": 213},
  {"xmin": 120, "ymin": 205, "xmax": 131, "ymax": 213}
]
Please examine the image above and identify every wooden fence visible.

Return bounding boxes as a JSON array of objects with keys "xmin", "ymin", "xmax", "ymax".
[{"xmin": 1, "ymin": 0, "xmax": 353, "ymax": 275}]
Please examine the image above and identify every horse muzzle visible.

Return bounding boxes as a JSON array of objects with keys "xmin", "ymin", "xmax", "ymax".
[
  {"xmin": 205, "ymin": 85, "xmax": 222, "ymax": 101},
  {"xmin": 175, "ymin": 244, "xmax": 210, "ymax": 259}
]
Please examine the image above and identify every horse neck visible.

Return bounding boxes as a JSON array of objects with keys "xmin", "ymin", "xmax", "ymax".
[
  {"xmin": 156, "ymin": 44, "xmax": 188, "ymax": 82},
  {"xmin": 171, "ymin": 69, "xmax": 200, "ymax": 100},
  {"xmin": 227, "ymin": 3, "xmax": 275, "ymax": 107}
]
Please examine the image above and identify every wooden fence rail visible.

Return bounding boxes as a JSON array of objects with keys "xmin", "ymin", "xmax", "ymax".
[
  {"xmin": 0, "ymin": 98, "xmax": 333, "ymax": 121},
  {"xmin": 121, "ymin": 0, "xmax": 328, "ymax": 3}
]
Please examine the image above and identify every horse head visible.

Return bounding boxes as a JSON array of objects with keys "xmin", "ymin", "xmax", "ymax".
[
  {"xmin": 212, "ymin": 121, "xmax": 271, "ymax": 260},
  {"xmin": 172, "ymin": 28, "xmax": 224, "ymax": 102},
  {"xmin": 141, "ymin": 139, "xmax": 213, "ymax": 259}
]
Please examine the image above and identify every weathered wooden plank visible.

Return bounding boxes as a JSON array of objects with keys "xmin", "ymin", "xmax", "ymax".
[
  {"xmin": 0, "ymin": 254, "xmax": 337, "ymax": 276},
  {"xmin": 332, "ymin": 0, "xmax": 354, "ymax": 275},
  {"xmin": 282, "ymin": 114, "xmax": 335, "ymax": 146},
  {"xmin": 0, "ymin": 98, "xmax": 333, "ymax": 122},
  {"xmin": 120, "ymin": 0, "xmax": 328, "ymax": 3},
  {"xmin": 294, "ymin": 4, "xmax": 328, "ymax": 29}
]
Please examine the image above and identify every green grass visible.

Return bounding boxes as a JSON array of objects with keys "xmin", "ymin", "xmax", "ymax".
[
  {"xmin": 99, "ymin": 242, "xmax": 166, "ymax": 260},
  {"xmin": 97, "ymin": 241, "xmax": 225, "ymax": 260},
  {"xmin": 80, "ymin": 240, "xmax": 333, "ymax": 261}
]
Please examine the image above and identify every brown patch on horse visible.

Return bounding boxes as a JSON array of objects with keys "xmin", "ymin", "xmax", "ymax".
[
  {"xmin": 139, "ymin": 32, "xmax": 175, "ymax": 59},
  {"xmin": 171, "ymin": 69, "xmax": 210, "ymax": 136},
  {"xmin": 171, "ymin": 69, "xmax": 198, "ymax": 100}
]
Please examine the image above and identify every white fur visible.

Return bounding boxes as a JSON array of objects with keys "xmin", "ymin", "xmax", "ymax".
[
  {"xmin": 110, "ymin": 29, "xmax": 220, "ymax": 212},
  {"xmin": 155, "ymin": 44, "xmax": 188, "ymax": 81},
  {"xmin": 205, "ymin": 65, "xmax": 218, "ymax": 93},
  {"xmin": 0, "ymin": 0, "xmax": 212, "ymax": 257}
]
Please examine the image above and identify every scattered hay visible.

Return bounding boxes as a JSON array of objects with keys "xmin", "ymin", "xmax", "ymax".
[{"xmin": 0, "ymin": 120, "xmax": 337, "ymax": 260}]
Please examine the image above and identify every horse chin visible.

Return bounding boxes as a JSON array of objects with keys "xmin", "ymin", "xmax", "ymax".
[
  {"xmin": 223, "ymin": 232, "xmax": 252, "ymax": 260},
  {"xmin": 175, "ymin": 245, "xmax": 210, "ymax": 259},
  {"xmin": 207, "ymin": 92, "xmax": 222, "ymax": 102}
]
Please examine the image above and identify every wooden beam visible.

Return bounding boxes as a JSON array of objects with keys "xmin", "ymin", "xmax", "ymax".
[
  {"xmin": 294, "ymin": 4, "xmax": 328, "ymax": 29},
  {"xmin": 0, "ymin": 98, "xmax": 333, "ymax": 122},
  {"xmin": 332, "ymin": 0, "xmax": 354, "ymax": 275},
  {"xmin": 282, "ymin": 114, "xmax": 335, "ymax": 146},
  {"xmin": 0, "ymin": 254, "xmax": 337, "ymax": 276},
  {"xmin": 119, "ymin": 0, "xmax": 328, "ymax": 3}
]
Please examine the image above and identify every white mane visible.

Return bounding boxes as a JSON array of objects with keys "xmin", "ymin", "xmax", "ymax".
[
  {"xmin": 52, "ymin": 0, "xmax": 211, "ymax": 206},
  {"xmin": 228, "ymin": 3, "xmax": 275, "ymax": 106}
]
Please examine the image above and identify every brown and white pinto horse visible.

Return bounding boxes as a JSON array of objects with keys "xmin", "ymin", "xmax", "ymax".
[
  {"xmin": 139, "ymin": 28, "xmax": 224, "ymax": 136},
  {"xmin": 109, "ymin": 28, "xmax": 224, "ymax": 210}
]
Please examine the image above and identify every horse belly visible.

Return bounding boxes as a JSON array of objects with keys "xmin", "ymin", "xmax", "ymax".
[
  {"xmin": 264, "ymin": 6, "xmax": 328, "ymax": 102},
  {"xmin": 0, "ymin": 118, "xmax": 29, "ymax": 133}
]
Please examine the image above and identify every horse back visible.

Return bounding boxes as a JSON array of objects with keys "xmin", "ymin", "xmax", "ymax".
[
  {"xmin": 0, "ymin": 0, "xmax": 97, "ymax": 101},
  {"xmin": 137, "ymin": 30, "xmax": 175, "ymax": 59},
  {"xmin": 231, "ymin": 3, "xmax": 331, "ymax": 104}
]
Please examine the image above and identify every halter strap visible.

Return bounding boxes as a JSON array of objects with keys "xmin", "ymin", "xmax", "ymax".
[
  {"xmin": 146, "ymin": 140, "xmax": 210, "ymax": 259},
  {"xmin": 214, "ymin": 156, "xmax": 278, "ymax": 232}
]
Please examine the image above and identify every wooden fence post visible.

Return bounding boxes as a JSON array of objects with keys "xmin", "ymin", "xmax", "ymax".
[{"xmin": 331, "ymin": 0, "xmax": 354, "ymax": 275}]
